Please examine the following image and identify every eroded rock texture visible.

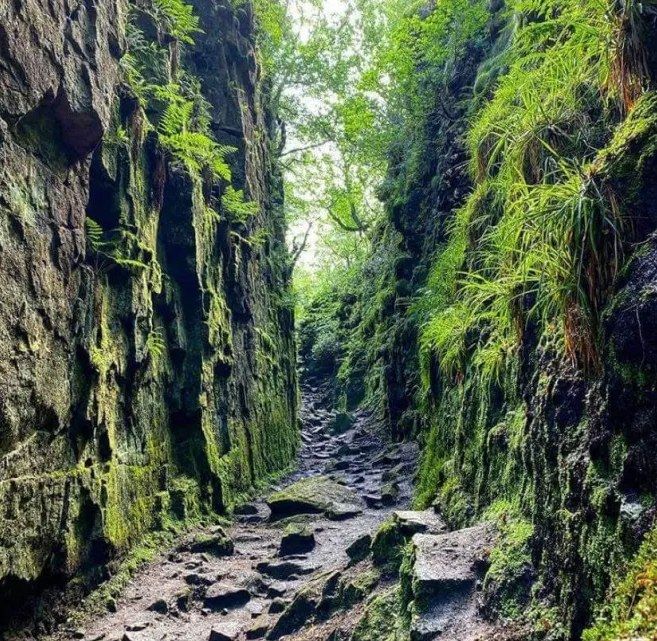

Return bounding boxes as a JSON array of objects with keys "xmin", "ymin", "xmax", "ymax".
[{"xmin": 0, "ymin": 0, "xmax": 297, "ymax": 627}]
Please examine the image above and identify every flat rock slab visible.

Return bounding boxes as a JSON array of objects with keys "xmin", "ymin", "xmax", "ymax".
[
  {"xmin": 209, "ymin": 622, "xmax": 242, "ymax": 641},
  {"xmin": 267, "ymin": 476, "xmax": 364, "ymax": 519},
  {"xmin": 204, "ymin": 582, "xmax": 251, "ymax": 610},
  {"xmin": 412, "ymin": 523, "xmax": 495, "ymax": 595},
  {"xmin": 393, "ymin": 509, "xmax": 447, "ymax": 535}
]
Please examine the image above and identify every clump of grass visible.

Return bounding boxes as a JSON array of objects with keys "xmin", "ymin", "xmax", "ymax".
[
  {"xmin": 420, "ymin": 0, "xmax": 657, "ymax": 384},
  {"xmin": 609, "ymin": 0, "xmax": 657, "ymax": 112}
]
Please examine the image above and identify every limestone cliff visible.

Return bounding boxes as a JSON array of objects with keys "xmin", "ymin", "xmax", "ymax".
[{"xmin": 0, "ymin": 0, "xmax": 297, "ymax": 628}]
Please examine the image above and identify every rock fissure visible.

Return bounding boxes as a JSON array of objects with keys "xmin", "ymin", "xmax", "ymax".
[{"xmin": 38, "ymin": 384, "xmax": 504, "ymax": 641}]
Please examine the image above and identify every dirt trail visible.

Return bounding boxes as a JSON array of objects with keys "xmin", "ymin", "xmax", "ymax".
[{"xmin": 52, "ymin": 384, "xmax": 503, "ymax": 641}]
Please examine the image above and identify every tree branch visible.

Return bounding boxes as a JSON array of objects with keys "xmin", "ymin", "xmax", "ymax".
[
  {"xmin": 290, "ymin": 222, "xmax": 313, "ymax": 270},
  {"xmin": 279, "ymin": 140, "xmax": 330, "ymax": 158}
]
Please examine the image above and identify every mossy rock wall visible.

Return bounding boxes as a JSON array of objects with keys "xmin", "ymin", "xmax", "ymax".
[
  {"xmin": 319, "ymin": 7, "xmax": 657, "ymax": 640},
  {"xmin": 0, "ymin": 0, "xmax": 297, "ymax": 626}
]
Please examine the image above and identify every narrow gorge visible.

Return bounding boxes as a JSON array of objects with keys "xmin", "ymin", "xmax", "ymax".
[{"xmin": 1, "ymin": 1, "xmax": 657, "ymax": 641}]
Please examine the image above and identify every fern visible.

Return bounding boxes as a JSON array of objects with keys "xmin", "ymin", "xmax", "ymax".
[
  {"xmin": 161, "ymin": 132, "xmax": 234, "ymax": 181},
  {"xmin": 148, "ymin": 84, "xmax": 193, "ymax": 135},
  {"xmin": 85, "ymin": 219, "xmax": 149, "ymax": 273},
  {"xmin": 152, "ymin": 0, "xmax": 202, "ymax": 44},
  {"xmin": 222, "ymin": 186, "xmax": 259, "ymax": 223},
  {"xmin": 85, "ymin": 218, "xmax": 106, "ymax": 253},
  {"xmin": 146, "ymin": 328, "xmax": 167, "ymax": 364},
  {"xmin": 121, "ymin": 20, "xmax": 169, "ymax": 96}
]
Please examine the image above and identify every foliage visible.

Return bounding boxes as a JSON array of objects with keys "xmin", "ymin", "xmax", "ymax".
[
  {"xmin": 419, "ymin": 0, "xmax": 657, "ymax": 386},
  {"xmin": 153, "ymin": 0, "xmax": 202, "ymax": 44},
  {"xmin": 285, "ymin": 0, "xmax": 490, "ymax": 372},
  {"xmin": 222, "ymin": 185, "xmax": 259, "ymax": 224},
  {"xmin": 120, "ymin": 2, "xmax": 256, "ymax": 194},
  {"xmin": 146, "ymin": 328, "xmax": 167, "ymax": 366},
  {"xmin": 161, "ymin": 131, "xmax": 234, "ymax": 180},
  {"xmin": 85, "ymin": 218, "xmax": 149, "ymax": 273},
  {"xmin": 584, "ymin": 525, "xmax": 657, "ymax": 640}
]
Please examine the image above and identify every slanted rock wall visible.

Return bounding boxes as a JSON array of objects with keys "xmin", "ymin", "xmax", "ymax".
[{"xmin": 0, "ymin": 0, "xmax": 297, "ymax": 628}]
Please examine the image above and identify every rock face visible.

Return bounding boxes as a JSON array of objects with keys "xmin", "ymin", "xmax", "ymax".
[
  {"xmin": 0, "ymin": 0, "xmax": 297, "ymax": 629},
  {"xmin": 297, "ymin": 3, "xmax": 657, "ymax": 638}
]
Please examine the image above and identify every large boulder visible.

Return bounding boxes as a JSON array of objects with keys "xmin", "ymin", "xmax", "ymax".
[{"xmin": 267, "ymin": 476, "xmax": 364, "ymax": 519}]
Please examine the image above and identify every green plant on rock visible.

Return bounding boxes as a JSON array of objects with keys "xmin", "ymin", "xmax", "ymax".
[
  {"xmin": 161, "ymin": 131, "xmax": 234, "ymax": 181},
  {"xmin": 146, "ymin": 328, "xmax": 167, "ymax": 366},
  {"xmin": 146, "ymin": 82, "xmax": 236, "ymax": 181},
  {"xmin": 152, "ymin": 0, "xmax": 202, "ymax": 44},
  {"xmin": 222, "ymin": 185, "xmax": 259, "ymax": 224},
  {"xmin": 120, "ymin": 4, "xmax": 238, "ymax": 186},
  {"xmin": 121, "ymin": 19, "xmax": 169, "ymax": 100},
  {"xmin": 420, "ymin": 0, "xmax": 657, "ymax": 383},
  {"xmin": 85, "ymin": 218, "xmax": 149, "ymax": 273}
]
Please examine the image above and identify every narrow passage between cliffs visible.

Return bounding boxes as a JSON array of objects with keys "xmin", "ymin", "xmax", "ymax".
[{"xmin": 53, "ymin": 379, "xmax": 505, "ymax": 641}]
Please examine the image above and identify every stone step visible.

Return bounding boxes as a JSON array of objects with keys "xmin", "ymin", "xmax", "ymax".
[
  {"xmin": 411, "ymin": 524, "xmax": 493, "ymax": 596},
  {"xmin": 407, "ymin": 523, "xmax": 496, "ymax": 641}
]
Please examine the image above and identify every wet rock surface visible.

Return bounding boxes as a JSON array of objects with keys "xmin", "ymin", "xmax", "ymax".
[{"xmin": 405, "ymin": 524, "xmax": 498, "ymax": 641}]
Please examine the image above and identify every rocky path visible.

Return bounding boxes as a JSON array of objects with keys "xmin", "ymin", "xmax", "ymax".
[{"xmin": 54, "ymin": 385, "xmax": 503, "ymax": 641}]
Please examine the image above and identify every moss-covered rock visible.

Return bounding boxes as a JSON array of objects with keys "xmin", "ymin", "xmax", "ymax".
[
  {"xmin": 270, "ymin": 564, "xmax": 381, "ymax": 640},
  {"xmin": 371, "ymin": 519, "xmax": 407, "ymax": 571},
  {"xmin": 267, "ymin": 476, "xmax": 364, "ymax": 520},
  {"xmin": 188, "ymin": 528, "xmax": 234, "ymax": 557},
  {"xmin": 350, "ymin": 587, "xmax": 402, "ymax": 641}
]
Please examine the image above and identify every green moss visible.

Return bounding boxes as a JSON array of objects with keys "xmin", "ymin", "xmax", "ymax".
[
  {"xmin": 371, "ymin": 519, "xmax": 406, "ymax": 571},
  {"xmin": 351, "ymin": 586, "xmax": 402, "ymax": 641},
  {"xmin": 584, "ymin": 525, "xmax": 657, "ymax": 641},
  {"xmin": 483, "ymin": 501, "xmax": 534, "ymax": 620}
]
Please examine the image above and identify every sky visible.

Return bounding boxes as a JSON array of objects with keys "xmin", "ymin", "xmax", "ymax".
[{"xmin": 285, "ymin": 0, "xmax": 352, "ymax": 271}]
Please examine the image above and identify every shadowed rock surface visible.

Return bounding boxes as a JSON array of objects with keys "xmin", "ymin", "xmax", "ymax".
[{"xmin": 0, "ymin": 0, "xmax": 297, "ymax": 633}]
